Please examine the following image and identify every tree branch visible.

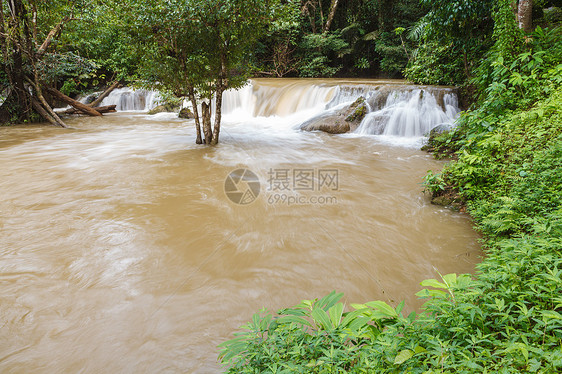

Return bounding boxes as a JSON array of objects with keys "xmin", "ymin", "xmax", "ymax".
[
  {"xmin": 36, "ymin": 15, "xmax": 71, "ymax": 59},
  {"xmin": 88, "ymin": 81, "xmax": 119, "ymax": 107},
  {"xmin": 323, "ymin": 0, "xmax": 339, "ymax": 33}
]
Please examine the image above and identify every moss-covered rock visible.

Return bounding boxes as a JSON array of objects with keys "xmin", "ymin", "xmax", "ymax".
[
  {"xmin": 178, "ymin": 107, "xmax": 194, "ymax": 119},
  {"xmin": 300, "ymin": 96, "xmax": 368, "ymax": 134},
  {"xmin": 147, "ymin": 102, "xmax": 180, "ymax": 115}
]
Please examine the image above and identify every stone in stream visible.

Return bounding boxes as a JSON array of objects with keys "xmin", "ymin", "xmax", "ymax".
[
  {"xmin": 147, "ymin": 102, "xmax": 181, "ymax": 115},
  {"xmin": 300, "ymin": 96, "xmax": 368, "ymax": 134},
  {"xmin": 178, "ymin": 107, "xmax": 194, "ymax": 119}
]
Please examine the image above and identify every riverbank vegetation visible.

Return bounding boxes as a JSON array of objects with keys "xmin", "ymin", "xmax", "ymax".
[{"xmin": 218, "ymin": 1, "xmax": 562, "ymax": 372}]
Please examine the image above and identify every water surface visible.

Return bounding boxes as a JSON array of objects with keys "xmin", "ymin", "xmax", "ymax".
[{"xmin": 1, "ymin": 85, "xmax": 480, "ymax": 372}]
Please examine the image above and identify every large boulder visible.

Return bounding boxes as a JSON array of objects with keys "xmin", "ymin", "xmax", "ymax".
[
  {"xmin": 178, "ymin": 107, "xmax": 194, "ymax": 119},
  {"xmin": 300, "ymin": 96, "xmax": 368, "ymax": 134},
  {"xmin": 147, "ymin": 101, "xmax": 180, "ymax": 115}
]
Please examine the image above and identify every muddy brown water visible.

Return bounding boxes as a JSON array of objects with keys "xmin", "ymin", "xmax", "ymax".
[{"xmin": 1, "ymin": 102, "xmax": 480, "ymax": 372}]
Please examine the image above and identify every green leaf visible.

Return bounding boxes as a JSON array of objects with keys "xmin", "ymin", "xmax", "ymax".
[
  {"xmin": 365, "ymin": 301, "xmax": 398, "ymax": 318},
  {"xmin": 277, "ymin": 315, "xmax": 312, "ymax": 327},
  {"xmin": 394, "ymin": 349, "xmax": 414, "ymax": 365},
  {"xmin": 414, "ymin": 346, "xmax": 427, "ymax": 354},
  {"xmin": 317, "ymin": 291, "xmax": 344, "ymax": 311},
  {"xmin": 311, "ymin": 308, "xmax": 332, "ymax": 331},
  {"xmin": 420, "ymin": 278, "xmax": 448, "ymax": 289},
  {"xmin": 328, "ymin": 302, "xmax": 344, "ymax": 329}
]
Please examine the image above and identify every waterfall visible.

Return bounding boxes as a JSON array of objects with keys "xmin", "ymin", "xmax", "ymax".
[
  {"xmin": 222, "ymin": 80, "xmax": 336, "ymax": 118},
  {"xmin": 99, "ymin": 80, "xmax": 460, "ymax": 137},
  {"xmin": 355, "ymin": 87, "xmax": 460, "ymax": 137},
  {"xmin": 222, "ymin": 79, "xmax": 460, "ymax": 137},
  {"xmin": 99, "ymin": 88, "xmax": 160, "ymax": 111}
]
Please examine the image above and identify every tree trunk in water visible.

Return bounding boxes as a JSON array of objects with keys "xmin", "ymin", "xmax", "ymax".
[
  {"xmin": 518, "ymin": 0, "xmax": 533, "ymax": 32},
  {"xmin": 211, "ymin": 86, "xmax": 224, "ymax": 145},
  {"xmin": 201, "ymin": 102, "xmax": 212, "ymax": 145},
  {"xmin": 188, "ymin": 87, "xmax": 203, "ymax": 144},
  {"xmin": 46, "ymin": 87, "xmax": 103, "ymax": 116},
  {"xmin": 30, "ymin": 98, "xmax": 66, "ymax": 127},
  {"xmin": 88, "ymin": 81, "xmax": 119, "ymax": 108},
  {"xmin": 323, "ymin": 0, "xmax": 339, "ymax": 33},
  {"xmin": 24, "ymin": 75, "xmax": 67, "ymax": 127}
]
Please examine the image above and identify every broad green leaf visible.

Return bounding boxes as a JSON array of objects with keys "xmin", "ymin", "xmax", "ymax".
[
  {"xmin": 351, "ymin": 303, "xmax": 367, "ymax": 310},
  {"xmin": 328, "ymin": 302, "xmax": 344, "ymax": 328},
  {"xmin": 365, "ymin": 301, "xmax": 398, "ymax": 318},
  {"xmin": 420, "ymin": 278, "xmax": 448, "ymax": 289},
  {"xmin": 317, "ymin": 291, "xmax": 344, "ymax": 311},
  {"xmin": 341, "ymin": 309, "xmax": 369, "ymax": 327},
  {"xmin": 414, "ymin": 346, "xmax": 427, "ymax": 354},
  {"xmin": 541, "ymin": 311, "xmax": 562, "ymax": 320},
  {"xmin": 394, "ymin": 349, "xmax": 413, "ymax": 364},
  {"xmin": 442, "ymin": 273, "xmax": 458, "ymax": 287},
  {"xmin": 416, "ymin": 289, "xmax": 448, "ymax": 298},
  {"xmin": 277, "ymin": 315, "xmax": 312, "ymax": 327},
  {"xmin": 345, "ymin": 316, "xmax": 370, "ymax": 334},
  {"xmin": 311, "ymin": 308, "xmax": 332, "ymax": 331}
]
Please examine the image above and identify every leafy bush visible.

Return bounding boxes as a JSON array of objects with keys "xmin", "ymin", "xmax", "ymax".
[
  {"xmin": 404, "ymin": 42, "xmax": 466, "ymax": 85},
  {"xmin": 298, "ymin": 32, "xmax": 348, "ymax": 77}
]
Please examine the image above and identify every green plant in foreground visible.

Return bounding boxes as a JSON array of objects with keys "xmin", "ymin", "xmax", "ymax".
[{"xmin": 219, "ymin": 291, "xmax": 415, "ymax": 372}]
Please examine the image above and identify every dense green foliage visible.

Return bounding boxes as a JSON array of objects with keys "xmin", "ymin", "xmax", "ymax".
[{"xmin": 219, "ymin": 1, "xmax": 562, "ymax": 372}]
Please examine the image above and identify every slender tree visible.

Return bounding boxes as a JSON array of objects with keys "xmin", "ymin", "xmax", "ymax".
[{"xmin": 134, "ymin": 0, "xmax": 277, "ymax": 145}]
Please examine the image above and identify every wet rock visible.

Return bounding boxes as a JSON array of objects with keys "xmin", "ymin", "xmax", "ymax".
[
  {"xmin": 300, "ymin": 96, "xmax": 368, "ymax": 134},
  {"xmin": 431, "ymin": 195, "xmax": 454, "ymax": 206},
  {"xmin": 178, "ymin": 107, "xmax": 194, "ymax": 119},
  {"xmin": 147, "ymin": 102, "xmax": 180, "ymax": 115},
  {"xmin": 429, "ymin": 123, "xmax": 453, "ymax": 138}
]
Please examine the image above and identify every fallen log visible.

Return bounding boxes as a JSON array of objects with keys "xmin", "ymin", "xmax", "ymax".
[
  {"xmin": 64, "ymin": 105, "xmax": 117, "ymax": 115},
  {"xmin": 45, "ymin": 86, "xmax": 102, "ymax": 116},
  {"xmin": 25, "ymin": 77, "xmax": 68, "ymax": 128},
  {"xmin": 88, "ymin": 81, "xmax": 119, "ymax": 108},
  {"xmin": 31, "ymin": 98, "xmax": 68, "ymax": 128}
]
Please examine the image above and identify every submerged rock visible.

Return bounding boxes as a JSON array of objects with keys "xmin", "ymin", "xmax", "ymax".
[
  {"xmin": 300, "ymin": 96, "xmax": 368, "ymax": 134},
  {"xmin": 178, "ymin": 107, "xmax": 194, "ymax": 119},
  {"xmin": 431, "ymin": 195, "xmax": 454, "ymax": 206}
]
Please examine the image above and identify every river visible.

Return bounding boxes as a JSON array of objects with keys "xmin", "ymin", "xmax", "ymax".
[{"xmin": 0, "ymin": 79, "xmax": 480, "ymax": 373}]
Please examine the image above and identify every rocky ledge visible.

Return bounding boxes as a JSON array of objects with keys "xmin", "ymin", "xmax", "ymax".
[{"xmin": 300, "ymin": 96, "xmax": 368, "ymax": 134}]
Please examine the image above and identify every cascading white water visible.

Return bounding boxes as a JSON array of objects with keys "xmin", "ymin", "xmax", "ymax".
[
  {"xmin": 222, "ymin": 80, "xmax": 336, "ymax": 118},
  {"xmin": 102, "ymin": 80, "xmax": 460, "ymax": 137},
  {"xmin": 99, "ymin": 88, "xmax": 160, "ymax": 111},
  {"xmin": 355, "ymin": 88, "xmax": 460, "ymax": 137},
  {"xmin": 221, "ymin": 79, "xmax": 460, "ymax": 137}
]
